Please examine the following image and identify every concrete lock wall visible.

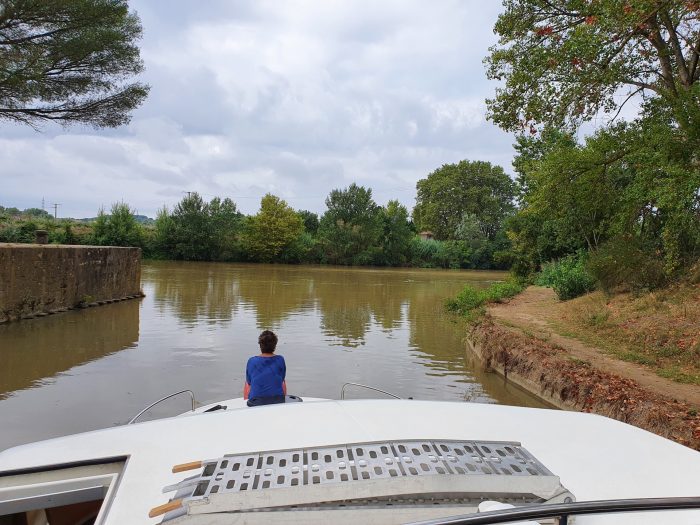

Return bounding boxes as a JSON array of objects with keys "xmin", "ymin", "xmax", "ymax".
[{"xmin": 0, "ymin": 243, "xmax": 142, "ymax": 323}]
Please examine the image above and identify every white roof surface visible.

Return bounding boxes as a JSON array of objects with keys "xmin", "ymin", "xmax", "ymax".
[{"xmin": 1, "ymin": 398, "xmax": 699, "ymax": 524}]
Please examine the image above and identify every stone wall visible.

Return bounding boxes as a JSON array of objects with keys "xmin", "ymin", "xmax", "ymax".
[{"xmin": 0, "ymin": 243, "xmax": 142, "ymax": 323}]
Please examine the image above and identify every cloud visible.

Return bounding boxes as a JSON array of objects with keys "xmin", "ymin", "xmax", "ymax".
[{"xmin": 0, "ymin": 1, "xmax": 516, "ymax": 217}]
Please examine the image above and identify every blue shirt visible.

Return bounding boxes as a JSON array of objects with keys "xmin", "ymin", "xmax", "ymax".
[{"xmin": 246, "ymin": 355, "xmax": 286, "ymax": 398}]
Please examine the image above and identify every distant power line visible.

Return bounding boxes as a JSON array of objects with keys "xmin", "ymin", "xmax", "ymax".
[{"xmin": 51, "ymin": 203, "xmax": 61, "ymax": 219}]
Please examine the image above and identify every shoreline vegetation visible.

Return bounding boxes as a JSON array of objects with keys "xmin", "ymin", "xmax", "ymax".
[{"xmin": 0, "ymin": 162, "xmax": 517, "ymax": 271}]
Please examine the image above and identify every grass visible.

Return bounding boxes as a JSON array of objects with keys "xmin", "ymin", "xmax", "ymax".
[
  {"xmin": 446, "ymin": 279, "xmax": 524, "ymax": 321},
  {"xmin": 553, "ymin": 284, "xmax": 700, "ymax": 385}
]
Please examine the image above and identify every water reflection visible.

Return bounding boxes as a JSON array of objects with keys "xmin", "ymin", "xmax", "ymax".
[
  {"xmin": 0, "ymin": 299, "xmax": 139, "ymax": 400},
  {"xmin": 234, "ymin": 266, "xmax": 315, "ymax": 329},
  {"xmin": 147, "ymin": 262, "xmax": 241, "ymax": 326}
]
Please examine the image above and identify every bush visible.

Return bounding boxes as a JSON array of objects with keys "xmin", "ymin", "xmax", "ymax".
[
  {"xmin": 409, "ymin": 238, "xmax": 473, "ymax": 269},
  {"xmin": 409, "ymin": 237, "xmax": 440, "ymax": 267},
  {"xmin": 537, "ymin": 254, "xmax": 596, "ymax": 300},
  {"xmin": 587, "ymin": 236, "xmax": 667, "ymax": 293},
  {"xmin": 483, "ymin": 280, "xmax": 525, "ymax": 302},
  {"xmin": 445, "ymin": 278, "xmax": 524, "ymax": 319},
  {"xmin": 279, "ymin": 232, "xmax": 320, "ymax": 264}
]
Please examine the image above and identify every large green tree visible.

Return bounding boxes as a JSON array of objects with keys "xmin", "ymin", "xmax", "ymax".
[
  {"xmin": 486, "ymin": 0, "xmax": 700, "ymax": 133},
  {"xmin": 318, "ymin": 183, "xmax": 383, "ymax": 265},
  {"xmin": 297, "ymin": 210, "xmax": 319, "ymax": 235},
  {"xmin": 378, "ymin": 200, "xmax": 413, "ymax": 266},
  {"xmin": 243, "ymin": 194, "xmax": 304, "ymax": 263},
  {"xmin": 156, "ymin": 193, "xmax": 241, "ymax": 261},
  {"xmin": 509, "ymin": 116, "xmax": 700, "ymax": 275},
  {"xmin": 506, "ymin": 128, "xmax": 585, "ymax": 274},
  {"xmin": 0, "ymin": 0, "xmax": 149, "ymax": 127},
  {"xmin": 413, "ymin": 160, "xmax": 516, "ymax": 241}
]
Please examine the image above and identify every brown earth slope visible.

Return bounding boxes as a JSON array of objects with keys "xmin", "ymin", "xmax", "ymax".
[
  {"xmin": 474, "ymin": 286, "xmax": 700, "ymax": 450},
  {"xmin": 488, "ymin": 286, "xmax": 700, "ymax": 406}
]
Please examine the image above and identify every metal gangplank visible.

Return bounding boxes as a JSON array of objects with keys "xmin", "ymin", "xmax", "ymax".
[{"xmin": 150, "ymin": 439, "xmax": 574, "ymax": 524}]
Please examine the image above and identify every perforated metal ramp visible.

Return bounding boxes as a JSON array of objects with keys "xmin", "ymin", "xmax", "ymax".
[{"xmin": 155, "ymin": 440, "xmax": 574, "ymax": 524}]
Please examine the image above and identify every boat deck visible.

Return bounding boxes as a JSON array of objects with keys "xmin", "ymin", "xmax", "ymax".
[{"xmin": 1, "ymin": 398, "xmax": 699, "ymax": 524}]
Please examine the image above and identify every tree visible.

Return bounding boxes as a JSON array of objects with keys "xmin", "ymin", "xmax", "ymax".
[
  {"xmin": 413, "ymin": 160, "xmax": 516, "ymax": 241},
  {"xmin": 92, "ymin": 202, "xmax": 143, "ymax": 247},
  {"xmin": 378, "ymin": 200, "xmax": 413, "ymax": 266},
  {"xmin": 318, "ymin": 183, "xmax": 383, "ymax": 265},
  {"xmin": 208, "ymin": 197, "xmax": 242, "ymax": 260},
  {"xmin": 158, "ymin": 193, "xmax": 242, "ymax": 261},
  {"xmin": 0, "ymin": 206, "xmax": 20, "ymax": 217},
  {"xmin": 0, "ymin": 0, "xmax": 149, "ymax": 128},
  {"xmin": 298, "ymin": 210, "xmax": 319, "ymax": 235},
  {"xmin": 22, "ymin": 207, "xmax": 50, "ymax": 218},
  {"xmin": 486, "ymin": 0, "xmax": 700, "ymax": 133},
  {"xmin": 508, "ymin": 116, "xmax": 700, "ymax": 276},
  {"xmin": 243, "ymin": 194, "xmax": 303, "ymax": 262}
]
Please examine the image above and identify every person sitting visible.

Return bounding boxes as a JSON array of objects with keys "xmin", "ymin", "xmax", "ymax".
[{"xmin": 244, "ymin": 330, "xmax": 287, "ymax": 406}]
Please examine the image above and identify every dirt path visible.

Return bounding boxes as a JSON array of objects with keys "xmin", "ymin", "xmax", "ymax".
[{"xmin": 488, "ymin": 286, "xmax": 700, "ymax": 408}]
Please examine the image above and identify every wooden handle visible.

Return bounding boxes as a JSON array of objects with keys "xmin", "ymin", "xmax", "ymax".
[
  {"xmin": 148, "ymin": 499, "xmax": 183, "ymax": 518},
  {"xmin": 172, "ymin": 460, "xmax": 202, "ymax": 473}
]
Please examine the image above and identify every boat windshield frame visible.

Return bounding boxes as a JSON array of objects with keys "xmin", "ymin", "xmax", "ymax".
[{"xmin": 407, "ymin": 497, "xmax": 700, "ymax": 525}]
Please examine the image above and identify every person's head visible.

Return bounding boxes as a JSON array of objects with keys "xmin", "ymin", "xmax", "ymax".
[{"xmin": 258, "ymin": 330, "xmax": 278, "ymax": 354}]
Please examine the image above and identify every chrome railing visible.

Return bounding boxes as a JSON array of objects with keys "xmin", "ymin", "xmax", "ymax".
[
  {"xmin": 407, "ymin": 497, "xmax": 700, "ymax": 525},
  {"xmin": 128, "ymin": 390, "xmax": 196, "ymax": 424},
  {"xmin": 340, "ymin": 382, "xmax": 401, "ymax": 400}
]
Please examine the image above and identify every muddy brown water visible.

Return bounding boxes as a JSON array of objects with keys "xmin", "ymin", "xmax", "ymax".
[{"xmin": 0, "ymin": 261, "xmax": 547, "ymax": 450}]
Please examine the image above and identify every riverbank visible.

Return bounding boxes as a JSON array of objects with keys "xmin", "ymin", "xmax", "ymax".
[{"xmin": 467, "ymin": 286, "xmax": 700, "ymax": 450}]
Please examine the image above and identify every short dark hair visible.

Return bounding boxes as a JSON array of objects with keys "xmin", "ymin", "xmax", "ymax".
[{"xmin": 258, "ymin": 330, "xmax": 278, "ymax": 353}]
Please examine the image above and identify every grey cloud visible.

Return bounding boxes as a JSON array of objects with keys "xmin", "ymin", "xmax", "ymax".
[{"xmin": 0, "ymin": 0, "xmax": 516, "ymax": 218}]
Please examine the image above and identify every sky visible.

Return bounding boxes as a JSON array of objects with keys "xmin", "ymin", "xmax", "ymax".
[{"xmin": 0, "ymin": 0, "xmax": 518, "ymax": 219}]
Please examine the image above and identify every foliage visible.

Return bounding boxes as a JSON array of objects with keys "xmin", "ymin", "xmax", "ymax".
[
  {"xmin": 587, "ymin": 235, "xmax": 667, "ymax": 293},
  {"xmin": 507, "ymin": 114, "xmax": 700, "ymax": 278},
  {"xmin": 0, "ymin": 0, "xmax": 149, "ymax": 128},
  {"xmin": 92, "ymin": 202, "xmax": 143, "ymax": 247},
  {"xmin": 277, "ymin": 232, "xmax": 320, "ymax": 264},
  {"xmin": 0, "ymin": 206, "xmax": 21, "ymax": 217},
  {"xmin": 318, "ymin": 183, "xmax": 383, "ymax": 265},
  {"xmin": 507, "ymin": 129, "xmax": 586, "ymax": 276},
  {"xmin": 243, "ymin": 194, "xmax": 304, "ymax": 263},
  {"xmin": 376, "ymin": 200, "xmax": 413, "ymax": 266},
  {"xmin": 445, "ymin": 279, "xmax": 525, "ymax": 320},
  {"xmin": 409, "ymin": 237, "xmax": 441, "ymax": 267},
  {"xmin": 536, "ymin": 253, "xmax": 597, "ymax": 300},
  {"xmin": 155, "ymin": 193, "xmax": 241, "ymax": 261},
  {"xmin": 413, "ymin": 160, "xmax": 515, "ymax": 241},
  {"xmin": 298, "ymin": 210, "xmax": 319, "ymax": 235},
  {"xmin": 0, "ymin": 219, "xmax": 38, "ymax": 242},
  {"xmin": 488, "ymin": 2, "xmax": 700, "ymax": 282},
  {"xmin": 408, "ymin": 238, "xmax": 468, "ymax": 269},
  {"xmin": 208, "ymin": 197, "xmax": 242, "ymax": 261},
  {"xmin": 22, "ymin": 207, "xmax": 50, "ymax": 218},
  {"xmin": 1, "ymin": 176, "xmax": 515, "ymax": 270},
  {"xmin": 486, "ymin": 0, "xmax": 700, "ymax": 134}
]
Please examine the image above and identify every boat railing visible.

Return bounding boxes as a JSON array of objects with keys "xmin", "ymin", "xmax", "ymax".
[
  {"xmin": 128, "ymin": 389, "xmax": 196, "ymax": 424},
  {"xmin": 340, "ymin": 382, "xmax": 401, "ymax": 400},
  {"xmin": 407, "ymin": 496, "xmax": 700, "ymax": 525}
]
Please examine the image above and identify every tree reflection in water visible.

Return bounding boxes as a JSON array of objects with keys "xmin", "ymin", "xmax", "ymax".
[{"xmin": 147, "ymin": 261, "xmax": 241, "ymax": 327}]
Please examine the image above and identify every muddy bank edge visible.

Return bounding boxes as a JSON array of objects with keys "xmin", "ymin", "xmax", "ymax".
[{"xmin": 467, "ymin": 319, "xmax": 700, "ymax": 450}]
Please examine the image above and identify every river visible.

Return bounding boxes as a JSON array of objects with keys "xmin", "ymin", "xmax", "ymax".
[{"xmin": 0, "ymin": 261, "xmax": 547, "ymax": 450}]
